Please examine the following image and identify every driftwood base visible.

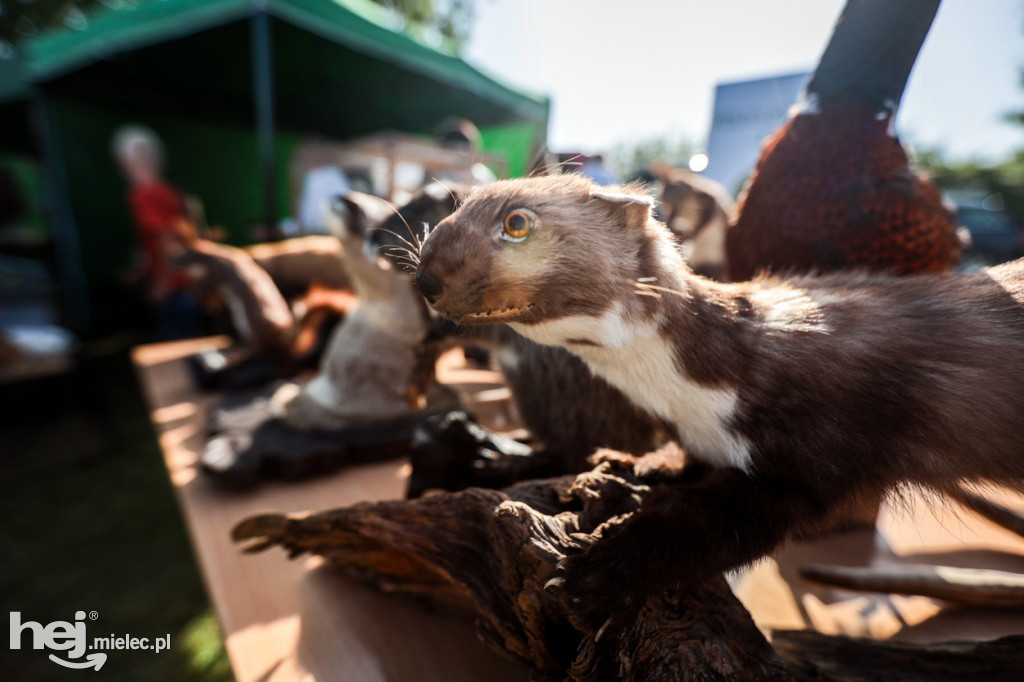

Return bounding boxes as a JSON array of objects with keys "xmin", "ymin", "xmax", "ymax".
[
  {"xmin": 234, "ymin": 454, "xmax": 790, "ymax": 680},
  {"xmin": 773, "ymin": 630, "xmax": 1024, "ymax": 682},
  {"xmin": 406, "ymin": 410, "xmax": 565, "ymax": 498},
  {"xmin": 233, "ymin": 453, "xmax": 1024, "ymax": 680}
]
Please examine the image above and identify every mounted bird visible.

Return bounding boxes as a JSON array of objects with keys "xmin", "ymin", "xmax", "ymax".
[{"xmin": 726, "ymin": 0, "xmax": 962, "ymax": 281}]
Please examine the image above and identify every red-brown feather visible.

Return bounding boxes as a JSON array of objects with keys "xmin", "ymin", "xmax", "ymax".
[{"xmin": 727, "ymin": 104, "xmax": 961, "ymax": 281}]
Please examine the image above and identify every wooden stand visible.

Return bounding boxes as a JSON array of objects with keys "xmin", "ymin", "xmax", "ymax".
[
  {"xmin": 234, "ymin": 457, "xmax": 791, "ymax": 681},
  {"xmin": 233, "ymin": 453, "xmax": 1024, "ymax": 680}
]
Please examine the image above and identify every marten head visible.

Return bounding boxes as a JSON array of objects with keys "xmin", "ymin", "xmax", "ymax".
[{"xmin": 416, "ymin": 174, "xmax": 675, "ymax": 329}]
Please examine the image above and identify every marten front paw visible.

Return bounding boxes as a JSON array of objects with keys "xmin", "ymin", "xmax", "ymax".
[{"xmin": 549, "ymin": 515, "xmax": 671, "ymax": 639}]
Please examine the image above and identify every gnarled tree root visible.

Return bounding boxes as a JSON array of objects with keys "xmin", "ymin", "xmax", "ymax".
[
  {"xmin": 799, "ymin": 563, "xmax": 1024, "ymax": 608},
  {"xmin": 772, "ymin": 629, "xmax": 1024, "ymax": 682},
  {"xmin": 233, "ymin": 457, "xmax": 790, "ymax": 681},
  {"xmin": 949, "ymin": 487, "xmax": 1024, "ymax": 541},
  {"xmin": 232, "ymin": 455, "xmax": 1024, "ymax": 680}
]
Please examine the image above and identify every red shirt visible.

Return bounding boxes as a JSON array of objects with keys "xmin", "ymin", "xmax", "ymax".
[{"xmin": 128, "ymin": 181, "xmax": 190, "ymax": 290}]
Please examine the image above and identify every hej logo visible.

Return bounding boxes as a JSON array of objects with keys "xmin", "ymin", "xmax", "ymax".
[
  {"xmin": 10, "ymin": 611, "xmax": 172, "ymax": 670},
  {"xmin": 10, "ymin": 611, "xmax": 105, "ymax": 670}
]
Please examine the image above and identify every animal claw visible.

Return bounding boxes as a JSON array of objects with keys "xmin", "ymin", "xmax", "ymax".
[{"xmin": 544, "ymin": 577, "xmax": 565, "ymax": 591}]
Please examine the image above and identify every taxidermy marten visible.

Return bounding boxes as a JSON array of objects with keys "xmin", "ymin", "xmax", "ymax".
[
  {"xmin": 378, "ymin": 182, "xmax": 666, "ymax": 467},
  {"xmin": 415, "ymin": 174, "xmax": 1024, "ymax": 636},
  {"xmin": 176, "ymin": 239, "xmax": 297, "ymax": 357},
  {"xmin": 274, "ymin": 192, "xmax": 437, "ymax": 431},
  {"xmin": 177, "ymin": 239, "xmax": 356, "ymax": 365},
  {"xmin": 648, "ymin": 162, "xmax": 734, "ymax": 281}
]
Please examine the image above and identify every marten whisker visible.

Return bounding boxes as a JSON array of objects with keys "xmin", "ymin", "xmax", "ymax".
[
  {"xmin": 380, "ymin": 243, "xmax": 413, "ymax": 257},
  {"xmin": 530, "ymin": 157, "xmax": 583, "ymax": 178},
  {"xmin": 402, "ymin": 214, "xmax": 423, "ymax": 254},
  {"xmin": 382, "ymin": 245, "xmax": 419, "ymax": 264},
  {"xmin": 394, "ymin": 254, "xmax": 420, "ymax": 268},
  {"xmin": 382, "ymin": 249, "xmax": 420, "ymax": 271},
  {"xmin": 390, "ymin": 261, "xmax": 419, "ymax": 275},
  {"xmin": 379, "ymin": 202, "xmax": 421, "ymax": 253},
  {"xmin": 429, "ymin": 177, "xmax": 459, "ymax": 206},
  {"xmin": 368, "ymin": 226, "xmax": 421, "ymax": 256}
]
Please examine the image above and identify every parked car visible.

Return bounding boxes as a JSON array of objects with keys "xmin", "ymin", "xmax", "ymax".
[{"xmin": 954, "ymin": 201, "xmax": 1024, "ymax": 272}]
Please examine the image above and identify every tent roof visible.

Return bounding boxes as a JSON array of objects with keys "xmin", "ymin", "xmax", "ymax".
[
  {"xmin": 26, "ymin": 0, "xmax": 548, "ymax": 127},
  {"xmin": 0, "ymin": 57, "xmax": 30, "ymax": 103}
]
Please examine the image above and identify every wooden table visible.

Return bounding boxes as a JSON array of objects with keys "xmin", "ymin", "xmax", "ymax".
[
  {"xmin": 134, "ymin": 337, "xmax": 1024, "ymax": 681},
  {"xmin": 133, "ymin": 337, "xmax": 529, "ymax": 682},
  {"xmin": 735, "ymin": 492, "xmax": 1024, "ymax": 645}
]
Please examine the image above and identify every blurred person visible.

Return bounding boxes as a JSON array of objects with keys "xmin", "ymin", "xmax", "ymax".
[
  {"xmin": 112, "ymin": 125, "xmax": 199, "ymax": 339},
  {"xmin": 579, "ymin": 153, "xmax": 620, "ymax": 185},
  {"xmin": 293, "ymin": 141, "xmax": 352, "ymax": 234},
  {"xmin": 436, "ymin": 117, "xmax": 497, "ymax": 186},
  {"xmin": 297, "ymin": 165, "xmax": 351, "ymax": 233}
]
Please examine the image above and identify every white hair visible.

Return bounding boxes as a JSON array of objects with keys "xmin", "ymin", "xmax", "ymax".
[{"xmin": 112, "ymin": 125, "xmax": 164, "ymax": 164}]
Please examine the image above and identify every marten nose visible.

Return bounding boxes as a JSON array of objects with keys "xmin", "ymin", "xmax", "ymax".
[{"xmin": 416, "ymin": 271, "xmax": 443, "ymax": 303}]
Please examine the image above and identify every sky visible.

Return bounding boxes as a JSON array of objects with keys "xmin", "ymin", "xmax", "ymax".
[{"xmin": 463, "ymin": 0, "xmax": 1024, "ymax": 163}]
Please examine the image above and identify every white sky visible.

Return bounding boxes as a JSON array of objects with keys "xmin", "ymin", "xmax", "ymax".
[{"xmin": 463, "ymin": 0, "xmax": 1024, "ymax": 162}]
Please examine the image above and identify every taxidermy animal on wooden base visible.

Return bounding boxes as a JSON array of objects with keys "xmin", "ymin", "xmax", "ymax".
[{"xmin": 415, "ymin": 174, "xmax": 1024, "ymax": 636}]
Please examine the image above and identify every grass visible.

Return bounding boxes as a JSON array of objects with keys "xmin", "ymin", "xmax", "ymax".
[{"xmin": 0, "ymin": 342, "xmax": 232, "ymax": 681}]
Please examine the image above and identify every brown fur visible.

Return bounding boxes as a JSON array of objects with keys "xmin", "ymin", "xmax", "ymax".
[
  {"xmin": 245, "ymin": 236, "xmax": 352, "ymax": 300},
  {"xmin": 290, "ymin": 284, "xmax": 358, "ymax": 360},
  {"xmin": 176, "ymin": 239, "xmax": 296, "ymax": 356},
  {"xmin": 417, "ymin": 173, "xmax": 1024, "ymax": 634}
]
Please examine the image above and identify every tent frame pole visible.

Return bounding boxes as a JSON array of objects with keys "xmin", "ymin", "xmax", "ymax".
[
  {"xmin": 33, "ymin": 91, "xmax": 90, "ymax": 333},
  {"xmin": 250, "ymin": 10, "xmax": 278, "ymax": 237}
]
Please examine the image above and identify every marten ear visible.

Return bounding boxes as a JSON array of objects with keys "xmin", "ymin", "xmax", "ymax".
[
  {"xmin": 323, "ymin": 194, "xmax": 365, "ymax": 239},
  {"xmin": 324, "ymin": 191, "xmax": 394, "ymax": 239},
  {"xmin": 589, "ymin": 189, "xmax": 654, "ymax": 229}
]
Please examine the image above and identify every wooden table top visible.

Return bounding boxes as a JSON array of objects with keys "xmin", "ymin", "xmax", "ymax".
[
  {"xmin": 133, "ymin": 337, "xmax": 529, "ymax": 682},
  {"xmin": 133, "ymin": 337, "xmax": 1024, "ymax": 681}
]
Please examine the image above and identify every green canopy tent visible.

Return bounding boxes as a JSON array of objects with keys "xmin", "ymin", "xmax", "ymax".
[
  {"xmin": 0, "ymin": 57, "xmax": 34, "ymax": 153},
  {"xmin": 23, "ymin": 0, "xmax": 549, "ymax": 334},
  {"xmin": 0, "ymin": 57, "xmax": 51, "ymax": 261}
]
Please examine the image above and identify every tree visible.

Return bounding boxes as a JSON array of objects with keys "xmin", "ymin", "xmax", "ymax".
[
  {"xmin": 915, "ymin": 147, "xmax": 1024, "ymax": 225},
  {"xmin": 0, "ymin": 0, "xmax": 476, "ymax": 51},
  {"xmin": 0, "ymin": 0, "xmax": 99, "ymax": 47},
  {"xmin": 375, "ymin": 0, "xmax": 475, "ymax": 50},
  {"xmin": 912, "ymin": 14, "xmax": 1024, "ymax": 225},
  {"xmin": 605, "ymin": 133, "xmax": 696, "ymax": 179}
]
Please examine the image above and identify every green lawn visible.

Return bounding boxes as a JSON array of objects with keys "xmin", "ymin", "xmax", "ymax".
[{"xmin": 0, "ymin": 343, "xmax": 232, "ymax": 681}]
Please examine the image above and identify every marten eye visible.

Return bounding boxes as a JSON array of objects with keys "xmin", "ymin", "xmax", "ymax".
[{"xmin": 501, "ymin": 210, "xmax": 532, "ymax": 241}]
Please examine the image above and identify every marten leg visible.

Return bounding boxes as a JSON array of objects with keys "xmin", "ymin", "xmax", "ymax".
[{"xmin": 556, "ymin": 467, "xmax": 831, "ymax": 637}]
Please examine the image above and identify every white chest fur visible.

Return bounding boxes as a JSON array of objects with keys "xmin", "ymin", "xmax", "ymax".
[{"xmin": 512, "ymin": 307, "xmax": 752, "ymax": 471}]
